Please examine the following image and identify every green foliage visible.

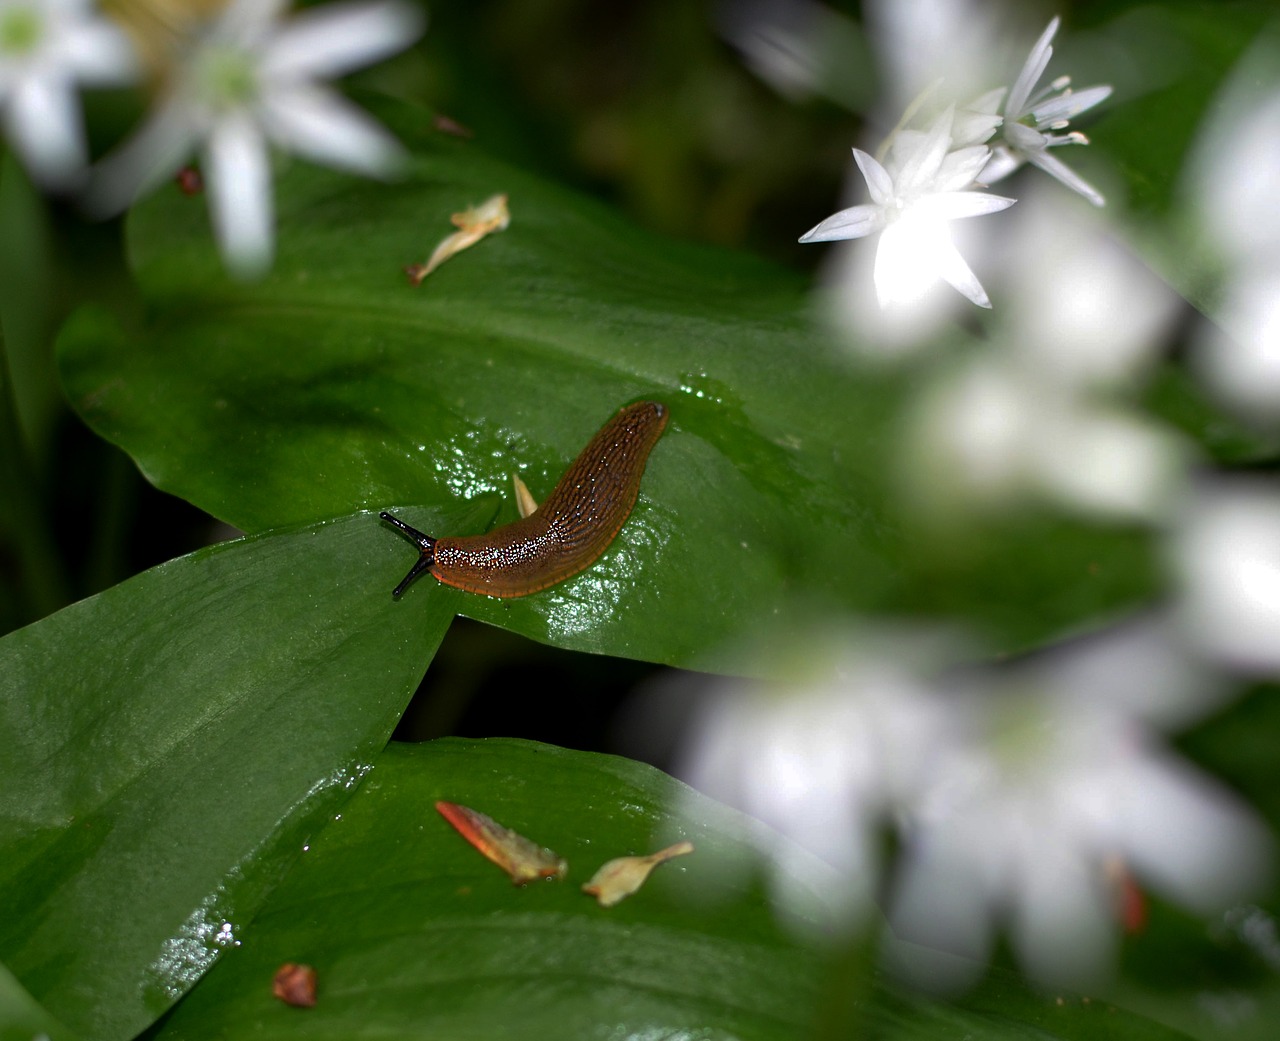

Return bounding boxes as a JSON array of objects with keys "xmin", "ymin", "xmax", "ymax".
[
  {"xmin": 0, "ymin": 508, "xmax": 465, "ymax": 1039},
  {"xmin": 56, "ymin": 104, "xmax": 1157, "ymax": 661},
  {"xmin": 3, "ymin": 2, "xmax": 1279, "ymax": 1040}
]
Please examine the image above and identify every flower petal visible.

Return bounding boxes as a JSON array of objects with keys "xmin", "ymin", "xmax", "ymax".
[
  {"xmin": 7, "ymin": 75, "xmax": 87, "ymax": 188},
  {"xmin": 205, "ymin": 114, "xmax": 274, "ymax": 276},
  {"xmin": 215, "ymin": 0, "xmax": 291, "ymax": 49},
  {"xmin": 1032, "ymin": 83, "xmax": 1112, "ymax": 125},
  {"xmin": 874, "ymin": 217, "xmax": 942, "ymax": 307},
  {"xmin": 932, "ymin": 233, "xmax": 993, "ymax": 308},
  {"xmin": 852, "ymin": 148, "xmax": 893, "ymax": 206},
  {"xmin": 935, "ymin": 144, "xmax": 992, "ymax": 192},
  {"xmin": 60, "ymin": 20, "xmax": 138, "ymax": 85},
  {"xmin": 1009, "ymin": 841, "xmax": 1114, "ymax": 988},
  {"xmin": 84, "ymin": 98, "xmax": 200, "ymax": 215},
  {"xmin": 799, "ymin": 203, "xmax": 884, "ymax": 243},
  {"xmin": 1006, "ymin": 17, "xmax": 1059, "ymax": 117},
  {"xmin": 1004, "ymin": 120, "xmax": 1046, "ymax": 152},
  {"xmin": 893, "ymin": 107, "xmax": 953, "ymax": 195},
  {"xmin": 977, "ymin": 145, "xmax": 1022, "ymax": 185},
  {"xmin": 917, "ymin": 189, "xmax": 1016, "ymax": 221},
  {"xmin": 261, "ymin": 84, "xmax": 405, "ymax": 176},
  {"xmin": 1026, "ymin": 148, "xmax": 1106, "ymax": 206},
  {"xmin": 262, "ymin": 0, "xmax": 425, "ymax": 80}
]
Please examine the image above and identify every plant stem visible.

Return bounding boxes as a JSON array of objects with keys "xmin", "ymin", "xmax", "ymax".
[
  {"xmin": 0, "ymin": 151, "xmax": 69, "ymax": 627},
  {"xmin": 0, "ymin": 324, "xmax": 69, "ymax": 625}
]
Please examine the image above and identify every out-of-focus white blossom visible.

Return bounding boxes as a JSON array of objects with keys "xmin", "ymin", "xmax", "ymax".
[
  {"xmin": 1172, "ymin": 482, "xmax": 1280, "ymax": 674},
  {"xmin": 800, "ymin": 107, "xmax": 1014, "ymax": 309},
  {"xmin": 992, "ymin": 185, "xmax": 1179, "ymax": 387},
  {"xmin": 901, "ymin": 183, "xmax": 1185, "ymax": 522},
  {"xmin": 981, "ymin": 16, "xmax": 1112, "ymax": 206},
  {"xmin": 88, "ymin": 0, "xmax": 424, "ymax": 276},
  {"xmin": 1184, "ymin": 44, "xmax": 1280, "ymax": 422},
  {"xmin": 905, "ymin": 355, "xmax": 1185, "ymax": 522},
  {"xmin": 888, "ymin": 626, "xmax": 1268, "ymax": 992},
  {"xmin": 0, "ymin": 0, "xmax": 137, "ymax": 189},
  {"xmin": 1186, "ymin": 57, "xmax": 1280, "ymax": 267},
  {"xmin": 679, "ymin": 632, "xmax": 957, "ymax": 929},
  {"xmin": 1197, "ymin": 269, "xmax": 1280, "ymax": 418},
  {"xmin": 675, "ymin": 624, "xmax": 1269, "ymax": 987},
  {"xmin": 865, "ymin": 0, "xmax": 1003, "ymax": 120}
]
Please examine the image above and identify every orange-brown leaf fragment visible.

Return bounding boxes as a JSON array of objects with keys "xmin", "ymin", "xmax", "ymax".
[
  {"xmin": 405, "ymin": 193, "xmax": 510, "ymax": 284},
  {"xmin": 272, "ymin": 962, "xmax": 317, "ymax": 1007},
  {"xmin": 582, "ymin": 841, "xmax": 694, "ymax": 907},
  {"xmin": 436, "ymin": 800, "xmax": 567, "ymax": 884}
]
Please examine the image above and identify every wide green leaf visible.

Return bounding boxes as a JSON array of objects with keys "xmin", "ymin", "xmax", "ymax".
[
  {"xmin": 145, "ymin": 738, "xmax": 1196, "ymax": 1041},
  {"xmin": 57, "ymin": 97, "xmax": 1161, "ymax": 663},
  {"xmin": 0, "ymin": 962, "xmax": 76, "ymax": 1041},
  {"xmin": 0, "ymin": 504, "xmax": 477, "ymax": 1041},
  {"xmin": 145, "ymin": 738, "xmax": 827, "ymax": 1039}
]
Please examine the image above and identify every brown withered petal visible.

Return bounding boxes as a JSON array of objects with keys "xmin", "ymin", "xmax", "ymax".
[
  {"xmin": 405, "ymin": 194, "xmax": 509, "ymax": 285},
  {"xmin": 583, "ymin": 841, "xmax": 694, "ymax": 908},
  {"xmin": 436, "ymin": 800, "xmax": 567, "ymax": 884}
]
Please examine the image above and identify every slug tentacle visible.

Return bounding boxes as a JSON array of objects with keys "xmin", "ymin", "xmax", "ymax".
[
  {"xmin": 379, "ymin": 511, "xmax": 438, "ymax": 597},
  {"xmin": 381, "ymin": 401, "xmax": 668, "ymax": 599}
]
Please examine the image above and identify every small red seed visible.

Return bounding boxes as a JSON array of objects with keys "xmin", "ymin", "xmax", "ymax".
[{"xmin": 272, "ymin": 963, "xmax": 317, "ymax": 1007}]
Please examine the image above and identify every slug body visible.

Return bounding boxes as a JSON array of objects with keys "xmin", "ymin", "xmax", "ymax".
[{"xmin": 382, "ymin": 401, "xmax": 668, "ymax": 598}]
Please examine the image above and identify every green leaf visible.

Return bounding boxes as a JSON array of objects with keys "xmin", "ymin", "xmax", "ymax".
[
  {"xmin": 0, "ymin": 961, "xmax": 76, "ymax": 1041},
  {"xmin": 0, "ymin": 505, "xmax": 478, "ymax": 1041},
  {"xmin": 146, "ymin": 738, "xmax": 826, "ymax": 1039},
  {"xmin": 145, "ymin": 738, "xmax": 1195, "ymax": 1041},
  {"xmin": 57, "ymin": 101, "xmax": 1159, "ymax": 662}
]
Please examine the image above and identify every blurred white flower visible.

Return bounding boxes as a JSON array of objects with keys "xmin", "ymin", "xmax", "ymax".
[
  {"xmin": 905, "ymin": 355, "xmax": 1184, "ymax": 522},
  {"xmin": 0, "ymin": 0, "xmax": 137, "ymax": 189},
  {"xmin": 1185, "ymin": 56, "xmax": 1280, "ymax": 266},
  {"xmin": 864, "ymin": 0, "xmax": 1003, "ymax": 120},
  {"xmin": 676, "ymin": 623, "xmax": 1268, "ymax": 987},
  {"xmin": 886, "ymin": 627, "xmax": 1269, "ymax": 992},
  {"xmin": 88, "ymin": 0, "xmax": 425, "ymax": 276},
  {"xmin": 992, "ymin": 184, "xmax": 1179, "ymax": 388},
  {"xmin": 1196, "ymin": 269, "xmax": 1280, "ymax": 419},
  {"xmin": 981, "ymin": 16, "xmax": 1112, "ymax": 206},
  {"xmin": 679, "ymin": 633, "xmax": 958, "ymax": 929},
  {"xmin": 900, "ymin": 182, "xmax": 1185, "ymax": 522},
  {"xmin": 800, "ymin": 107, "xmax": 1014, "ymax": 308},
  {"xmin": 1173, "ymin": 481, "xmax": 1280, "ymax": 674},
  {"xmin": 1184, "ymin": 45, "xmax": 1280, "ymax": 422}
]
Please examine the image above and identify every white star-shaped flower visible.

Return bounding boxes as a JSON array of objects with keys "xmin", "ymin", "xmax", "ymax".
[
  {"xmin": 982, "ymin": 16, "xmax": 1112, "ymax": 206},
  {"xmin": 0, "ymin": 0, "xmax": 137, "ymax": 189},
  {"xmin": 800, "ymin": 108, "xmax": 1014, "ymax": 308},
  {"xmin": 89, "ymin": 0, "xmax": 424, "ymax": 276}
]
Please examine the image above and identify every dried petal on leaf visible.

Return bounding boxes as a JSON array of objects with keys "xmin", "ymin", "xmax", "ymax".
[
  {"xmin": 405, "ymin": 193, "xmax": 510, "ymax": 284},
  {"xmin": 582, "ymin": 841, "xmax": 695, "ymax": 908},
  {"xmin": 512, "ymin": 472, "xmax": 539, "ymax": 519},
  {"xmin": 272, "ymin": 963, "xmax": 317, "ymax": 1007},
  {"xmin": 436, "ymin": 800, "xmax": 567, "ymax": 884}
]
